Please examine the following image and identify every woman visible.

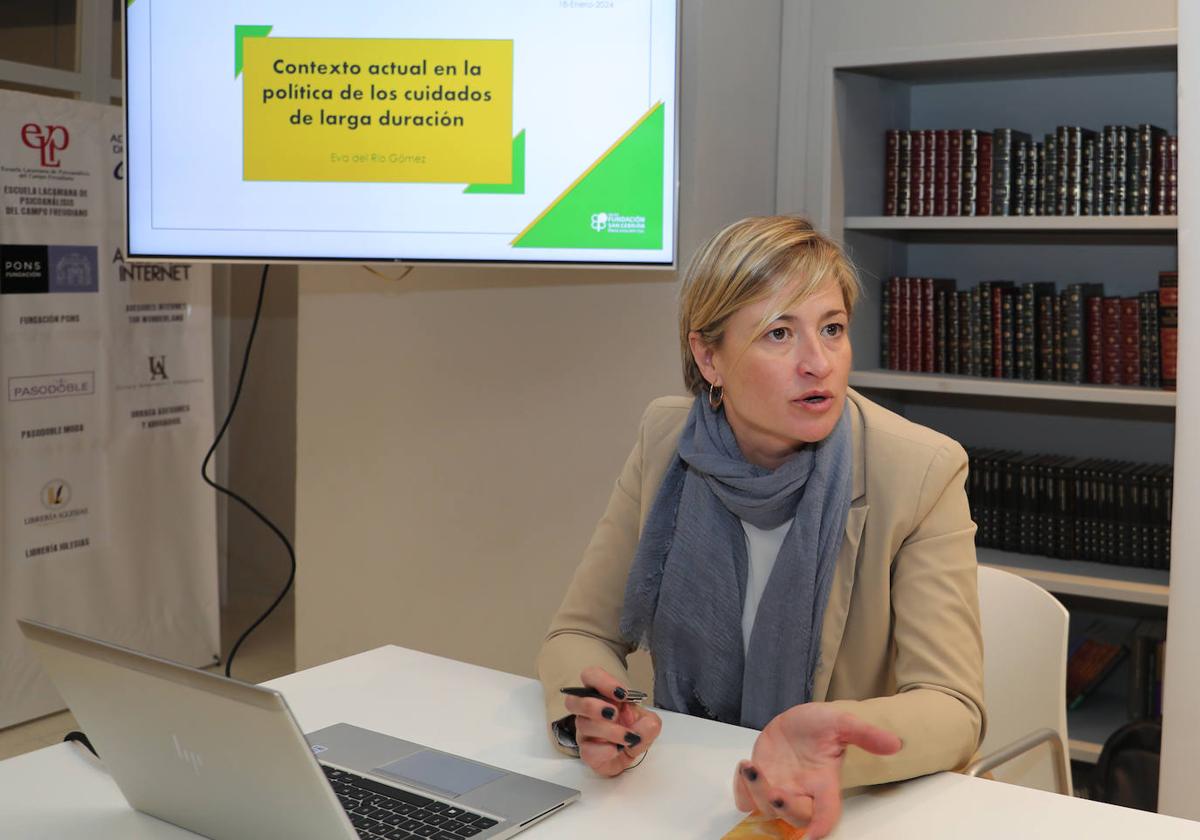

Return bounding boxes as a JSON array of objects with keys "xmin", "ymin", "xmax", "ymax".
[{"xmin": 537, "ymin": 216, "xmax": 984, "ymax": 837}]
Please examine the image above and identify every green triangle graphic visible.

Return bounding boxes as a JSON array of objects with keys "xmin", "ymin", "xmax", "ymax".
[
  {"xmin": 465, "ymin": 130, "xmax": 526, "ymax": 194},
  {"xmin": 513, "ymin": 103, "xmax": 663, "ymax": 249},
  {"xmin": 235, "ymin": 25, "xmax": 273, "ymax": 78}
]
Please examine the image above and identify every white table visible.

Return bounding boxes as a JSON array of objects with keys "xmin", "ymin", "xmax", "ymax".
[{"xmin": 2, "ymin": 645, "xmax": 1199, "ymax": 839}]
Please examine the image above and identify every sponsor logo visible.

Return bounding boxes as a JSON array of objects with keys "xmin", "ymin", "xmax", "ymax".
[
  {"xmin": 0, "ymin": 245, "xmax": 98, "ymax": 294},
  {"xmin": 41, "ymin": 479, "xmax": 71, "ymax": 511},
  {"xmin": 8, "ymin": 371, "xmax": 95, "ymax": 402},
  {"xmin": 116, "ymin": 355, "xmax": 202, "ymax": 393},
  {"xmin": 112, "ymin": 132, "xmax": 124, "ymax": 181},
  {"xmin": 148, "ymin": 355, "xmax": 168, "ymax": 381},
  {"xmin": 24, "ymin": 479, "xmax": 88, "ymax": 527},
  {"xmin": 53, "ymin": 249, "xmax": 94, "ymax": 291},
  {"xmin": 20, "ymin": 123, "xmax": 70, "ymax": 168},
  {"xmin": 590, "ymin": 210, "xmax": 646, "ymax": 235},
  {"xmin": 1, "ymin": 244, "xmax": 47, "ymax": 294},
  {"xmin": 112, "ymin": 248, "xmax": 192, "ymax": 283}
]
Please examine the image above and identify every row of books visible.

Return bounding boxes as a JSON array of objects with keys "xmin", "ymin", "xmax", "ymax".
[
  {"xmin": 884, "ymin": 126, "xmax": 1178, "ymax": 217},
  {"xmin": 879, "ymin": 272, "xmax": 1178, "ymax": 389},
  {"xmin": 1128, "ymin": 620, "xmax": 1167, "ymax": 720},
  {"xmin": 1066, "ymin": 617, "xmax": 1165, "ymax": 719},
  {"xmin": 966, "ymin": 448, "xmax": 1172, "ymax": 570}
]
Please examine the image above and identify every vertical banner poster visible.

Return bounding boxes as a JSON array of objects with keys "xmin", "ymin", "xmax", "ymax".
[{"xmin": 0, "ymin": 90, "xmax": 218, "ymax": 728}]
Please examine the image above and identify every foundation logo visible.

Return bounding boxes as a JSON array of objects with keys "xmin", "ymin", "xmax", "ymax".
[
  {"xmin": 20, "ymin": 123, "xmax": 70, "ymax": 168},
  {"xmin": 1, "ymin": 245, "xmax": 98, "ymax": 294},
  {"xmin": 589, "ymin": 210, "xmax": 646, "ymax": 235}
]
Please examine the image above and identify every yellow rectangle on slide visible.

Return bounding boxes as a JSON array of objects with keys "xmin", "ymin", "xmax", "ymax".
[{"xmin": 243, "ymin": 38, "xmax": 512, "ymax": 183}]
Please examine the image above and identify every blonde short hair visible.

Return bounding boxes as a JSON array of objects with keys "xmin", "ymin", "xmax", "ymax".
[{"xmin": 678, "ymin": 215, "xmax": 861, "ymax": 395}]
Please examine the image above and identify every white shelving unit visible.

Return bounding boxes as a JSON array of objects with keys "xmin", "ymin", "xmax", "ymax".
[
  {"xmin": 850, "ymin": 370, "xmax": 1178, "ymax": 406},
  {"xmin": 978, "ymin": 548, "xmax": 1169, "ymax": 608},
  {"xmin": 822, "ymin": 29, "xmax": 1179, "ymax": 767}
]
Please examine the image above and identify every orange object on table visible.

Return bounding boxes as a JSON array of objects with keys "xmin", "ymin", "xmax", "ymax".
[{"xmin": 721, "ymin": 812, "xmax": 807, "ymax": 839}]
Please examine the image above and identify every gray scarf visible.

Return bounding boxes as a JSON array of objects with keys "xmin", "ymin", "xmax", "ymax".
[{"xmin": 620, "ymin": 396, "xmax": 853, "ymax": 730}]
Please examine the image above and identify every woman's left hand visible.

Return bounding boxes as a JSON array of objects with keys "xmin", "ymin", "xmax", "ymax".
[{"xmin": 732, "ymin": 703, "xmax": 902, "ymax": 838}]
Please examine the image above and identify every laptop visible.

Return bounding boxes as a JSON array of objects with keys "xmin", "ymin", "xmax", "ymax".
[{"xmin": 18, "ymin": 618, "xmax": 579, "ymax": 840}]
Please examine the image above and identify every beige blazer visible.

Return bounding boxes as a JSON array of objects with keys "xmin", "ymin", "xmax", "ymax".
[{"xmin": 537, "ymin": 389, "xmax": 986, "ymax": 789}]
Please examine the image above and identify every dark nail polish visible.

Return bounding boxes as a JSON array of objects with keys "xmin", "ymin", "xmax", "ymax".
[
  {"xmin": 613, "ymin": 687, "xmax": 627, "ymax": 701},
  {"xmin": 624, "ymin": 732, "xmax": 642, "ymax": 747},
  {"xmin": 772, "ymin": 799, "xmax": 784, "ymax": 809},
  {"xmin": 601, "ymin": 706, "xmax": 615, "ymax": 720},
  {"xmin": 742, "ymin": 766, "xmax": 758, "ymax": 782}
]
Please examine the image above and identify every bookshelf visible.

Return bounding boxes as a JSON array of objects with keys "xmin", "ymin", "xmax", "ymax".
[
  {"xmin": 849, "ymin": 370, "xmax": 1178, "ymax": 406},
  {"xmin": 1066, "ymin": 655, "xmax": 1134, "ymax": 763},
  {"xmin": 819, "ymin": 29, "xmax": 1178, "ymax": 767},
  {"xmin": 846, "ymin": 216, "xmax": 1177, "ymax": 232}
]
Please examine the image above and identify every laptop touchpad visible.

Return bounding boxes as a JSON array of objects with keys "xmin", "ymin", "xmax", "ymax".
[{"xmin": 375, "ymin": 750, "xmax": 505, "ymax": 798}]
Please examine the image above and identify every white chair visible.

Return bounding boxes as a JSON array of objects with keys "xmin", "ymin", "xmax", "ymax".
[{"xmin": 966, "ymin": 565, "xmax": 1072, "ymax": 795}]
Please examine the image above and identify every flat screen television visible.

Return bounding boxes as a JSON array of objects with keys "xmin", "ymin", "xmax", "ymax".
[{"xmin": 124, "ymin": 0, "xmax": 679, "ymax": 266}]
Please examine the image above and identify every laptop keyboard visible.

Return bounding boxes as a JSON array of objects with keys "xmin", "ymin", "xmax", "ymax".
[{"xmin": 322, "ymin": 765, "xmax": 501, "ymax": 840}]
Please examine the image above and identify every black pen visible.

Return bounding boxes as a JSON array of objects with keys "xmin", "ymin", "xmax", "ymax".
[{"xmin": 559, "ymin": 685, "xmax": 647, "ymax": 704}]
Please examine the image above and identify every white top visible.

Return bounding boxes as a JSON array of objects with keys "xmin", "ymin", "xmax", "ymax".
[
  {"xmin": 740, "ymin": 517, "xmax": 792, "ymax": 653},
  {"xmin": 2, "ymin": 646, "xmax": 1197, "ymax": 839}
]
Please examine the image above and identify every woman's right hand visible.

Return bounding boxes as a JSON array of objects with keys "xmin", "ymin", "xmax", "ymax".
[{"xmin": 562, "ymin": 666, "xmax": 662, "ymax": 777}]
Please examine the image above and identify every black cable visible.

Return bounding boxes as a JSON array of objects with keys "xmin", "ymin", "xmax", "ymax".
[
  {"xmin": 63, "ymin": 730, "xmax": 98, "ymax": 758},
  {"xmin": 201, "ymin": 264, "xmax": 296, "ymax": 679}
]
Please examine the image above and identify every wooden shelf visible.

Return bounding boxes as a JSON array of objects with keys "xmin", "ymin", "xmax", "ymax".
[
  {"xmin": 978, "ymin": 549, "xmax": 1169, "ymax": 607},
  {"xmin": 844, "ymin": 216, "xmax": 1177, "ymax": 232},
  {"xmin": 849, "ymin": 370, "xmax": 1177, "ymax": 407}
]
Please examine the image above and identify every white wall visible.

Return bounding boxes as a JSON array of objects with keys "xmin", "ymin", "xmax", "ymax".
[
  {"xmin": 294, "ymin": 0, "xmax": 785, "ymax": 677},
  {"xmin": 213, "ymin": 264, "xmax": 298, "ymax": 609}
]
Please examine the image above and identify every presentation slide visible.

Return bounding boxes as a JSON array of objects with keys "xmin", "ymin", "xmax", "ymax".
[{"xmin": 124, "ymin": 0, "xmax": 678, "ymax": 265}]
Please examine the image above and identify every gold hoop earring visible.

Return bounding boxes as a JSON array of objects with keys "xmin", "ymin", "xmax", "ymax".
[{"xmin": 708, "ymin": 383, "xmax": 724, "ymax": 410}]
